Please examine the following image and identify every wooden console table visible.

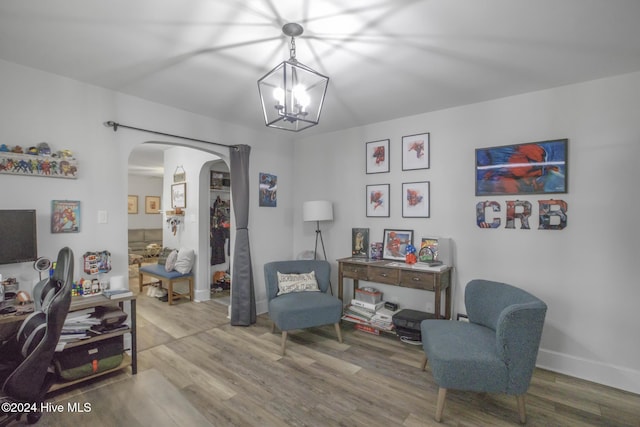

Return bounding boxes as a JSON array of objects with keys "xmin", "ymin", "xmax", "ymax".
[{"xmin": 337, "ymin": 257, "xmax": 452, "ymax": 319}]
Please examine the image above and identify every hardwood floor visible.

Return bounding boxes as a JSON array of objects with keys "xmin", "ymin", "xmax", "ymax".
[{"xmin": 16, "ymin": 274, "xmax": 640, "ymax": 426}]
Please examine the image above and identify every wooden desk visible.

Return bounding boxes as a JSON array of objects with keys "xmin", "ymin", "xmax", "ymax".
[{"xmin": 337, "ymin": 257, "xmax": 452, "ymax": 319}]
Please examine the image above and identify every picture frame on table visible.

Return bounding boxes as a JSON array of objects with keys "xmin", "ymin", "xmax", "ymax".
[
  {"xmin": 475, "ymin": 138, "xmax": 568, "ymax": 196},
  {"xmin": 145, "ymin": 196, "xmax": 161, "ymax": 214},
  {"xmin": 402, "ymin": 181, "xmax": 430, "ymax": 218},
  {"xmin": 171, "ymin": 183, "xmax": 187, "ymax": 208},
  {"xmin": 366, "ymin": 184, "xmax": 390, "ymax": 217},
  {"xmin": 382, "ymin": 229, "xmax": 413, "ymax": 261},
  {"xmin": 402, "ymin": 132, "xmax": 430, "ymax": 171},
  {"xmin": 366, "ymin": 139, "xmax": 390, "ymax": 174},
  {"xmin": 351, "ymin": 228, "xmax": 370, "ymax": 258}
]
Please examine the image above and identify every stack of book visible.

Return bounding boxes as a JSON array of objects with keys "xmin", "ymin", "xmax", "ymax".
[
  {"xmin": 59, "ymin": 308, "xmax": 101, "ymax": 344},
  {"xmin": 342, "ymin": 299, "xmax": 396, "ymax": 334}
]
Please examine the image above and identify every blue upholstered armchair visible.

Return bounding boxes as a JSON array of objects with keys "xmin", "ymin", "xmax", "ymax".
[
  {"xmin": 420, "ymin": 279, "xmax": 547, "ymax": 423},
  {"xmin": 264, "ymin": 260, "xmax": 343, "ymax": 355}
]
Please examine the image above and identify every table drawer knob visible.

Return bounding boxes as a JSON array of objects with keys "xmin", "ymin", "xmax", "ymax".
[{"xmin": 412, "ymin": 277, "xmax": 421, "ymax": 282}]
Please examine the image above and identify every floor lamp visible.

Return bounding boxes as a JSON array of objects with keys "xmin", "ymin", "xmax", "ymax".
[{"xmin": 303, "ymin": 200, "xmax": 334, "ymax": 294}]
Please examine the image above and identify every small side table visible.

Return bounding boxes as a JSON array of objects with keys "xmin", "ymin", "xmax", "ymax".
[{"xmin": 144, "ymin": 244, "xmax": 161, "ymax": 258}]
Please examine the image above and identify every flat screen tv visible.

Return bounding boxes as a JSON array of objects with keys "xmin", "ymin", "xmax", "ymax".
[{"xmin": 0, "ymin": 209, "xmax": 38, "ymax": 265}]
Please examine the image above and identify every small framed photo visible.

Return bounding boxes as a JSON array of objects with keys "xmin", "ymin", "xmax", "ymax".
[
  {"xmin": 402, "ymin": 132, "xmax": 430, "ymax": 171},
  {"xmin": 366, "ymin": 139, "xmax": 390, "ymax": 174},
  {"xmin": 352, "ymin": 228, "xmax": 370, "ymax": 258},
  {"xmin": 145, "ymin": 196, "xmax": 161, "ymax": 214},
  {"xmin": 366, "ymin": 184, "xmax": 390, "ymax": 217},
  {"xmin": 171, "ymin": 183, "xmax": 186, "ymax": 208},
  {"xmin": 259, "ymin": 172, "xmax": 277, "ymax": 207},
  {"xmin": 51, "ymin": 200, "xmax": 80, "ymax": 233},
  {"xmin": 128, "ymin": 195, "xmax": 138, "ymax": 214},
  {"xmin": 382, "ymin": 229, "xmax": 413, "ymax": 261},
  {"xmin": 402, "ymin": 181, "xmax": 430, "ymax": 218}
]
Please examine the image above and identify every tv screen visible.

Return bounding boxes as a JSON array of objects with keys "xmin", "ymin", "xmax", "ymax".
[{"xmin": 0, "ymin": 209, "xmax": 38, "ymax": 265}]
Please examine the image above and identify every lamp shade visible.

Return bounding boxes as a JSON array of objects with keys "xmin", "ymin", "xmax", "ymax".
[{"xmin": 303, "ymin": 200, "xmax": 333, "ymax": 222}]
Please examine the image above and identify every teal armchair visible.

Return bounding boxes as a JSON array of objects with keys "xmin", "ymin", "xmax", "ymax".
[
  {"xmin": 420, "ymin": 279, "xmax": 547, "ymax": 423},
  {"xmin": 264, "ymin": 260, "xmax": 343, "ymax": 355}
]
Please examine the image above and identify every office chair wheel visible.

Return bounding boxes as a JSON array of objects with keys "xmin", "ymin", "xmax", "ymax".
[{"xmin": 27, "ymin": 411, "xmax": 42, "ymax": 424}]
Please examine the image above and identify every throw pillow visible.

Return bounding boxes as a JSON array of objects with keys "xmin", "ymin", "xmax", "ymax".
[
  {"xmin": 276, "ymin": 271, "xmax": 320, "ymax": 295},
  {"xmin": 164, "ymin": 250, "xmax": 179, "ymax": 272},
  {"xmin": 157, "ymin": 247, "xmax": 174, "ymax": 265},
  {"xmin": 174, "ymin": 248, "xmax": 195, "ymax": 274}
]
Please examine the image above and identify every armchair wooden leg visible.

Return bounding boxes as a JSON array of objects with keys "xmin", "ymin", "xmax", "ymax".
[
  {"xmin": 334, "ymin": 323, "xmax": 343, "ymax": 343},
  {"xmin": 516, "ymin": 394, "xmax": 526, "ymax": 424},
  {"xmin": 435, "ymin": 387, "xmax": 447, "ymax": 422},
  {"xmin": 421, "ymin": 354, "xmax": 428, "ymax": 371},
  {"xmin": 270, "ymin": 322, "xmax": 276, "ymax": 333},
  {"xmin": 280, "ymin": 331, "xmax": 288, "ymax": 356}
]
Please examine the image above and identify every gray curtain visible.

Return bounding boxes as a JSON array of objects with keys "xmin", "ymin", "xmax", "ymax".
[{"xmin": 229, "ymin": 144, "xmax": 256, "ymax": 325}]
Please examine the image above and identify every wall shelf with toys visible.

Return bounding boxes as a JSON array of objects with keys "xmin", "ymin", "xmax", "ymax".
[{"xmin": 0, "ymin": 142, "xmax": 78, "ymax": 179}]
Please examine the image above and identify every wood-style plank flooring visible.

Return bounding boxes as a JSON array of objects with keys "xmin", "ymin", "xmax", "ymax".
[{"xmin": 12, "ymin": 267, "xmax": 640, "ymax": 426}]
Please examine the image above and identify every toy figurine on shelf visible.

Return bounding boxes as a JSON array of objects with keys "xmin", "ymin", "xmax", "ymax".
[{"xmin": 405, "ymin": 243, "xmax": 417, "ymax": 264}]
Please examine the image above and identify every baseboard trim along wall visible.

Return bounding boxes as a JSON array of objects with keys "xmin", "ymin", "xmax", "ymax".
[{"xmin": 537, "ymin": 348, "xmax": 640, "ymax": 395}]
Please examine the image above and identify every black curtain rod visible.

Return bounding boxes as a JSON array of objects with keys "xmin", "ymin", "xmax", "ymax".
[{"xmin": 104, "ymin": 120, "xmax": 234, "ymax": 149}]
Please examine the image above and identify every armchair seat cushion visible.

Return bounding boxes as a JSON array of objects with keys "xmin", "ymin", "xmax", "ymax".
[
  {"xmin": 422, "ymin": 320, "xmax": 508, "ymax": 393},
  {"xmin": 269, "ymin": 291, "xmax": 342, "ymax": 331}
]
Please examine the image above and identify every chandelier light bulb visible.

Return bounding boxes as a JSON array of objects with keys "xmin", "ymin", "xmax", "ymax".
[
  {"xmin": 293, "ymin": 85, "xmax": 309, "ymax": 108},
  {"xmin": 273, "ymin": 87, "xmax": 284, "ymax": 105}
]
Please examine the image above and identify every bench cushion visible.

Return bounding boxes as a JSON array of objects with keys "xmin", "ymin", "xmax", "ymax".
[{"xmin": 140, "ymin": 263, "xmax": 192, "ymax": 279}]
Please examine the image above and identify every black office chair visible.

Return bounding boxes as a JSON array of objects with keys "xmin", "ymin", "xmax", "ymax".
[{"xmin": 0, "ymin": 247, "xmax": 73, "ymax": 426}]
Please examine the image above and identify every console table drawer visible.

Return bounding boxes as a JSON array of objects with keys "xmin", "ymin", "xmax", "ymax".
[
  {"xmin": 341, "ymin": 264, "xmax": 369, "ymax": 280},
  {"xmin": 368, "ymin": 267, "xmax": 399, "ymax": 285},
  {"xmin": 399, "ymin": 270, "xmax": 436, "ymax": 290}
]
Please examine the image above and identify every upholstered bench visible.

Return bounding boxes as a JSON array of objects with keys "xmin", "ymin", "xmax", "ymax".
[{"xmin": 139, "ymin": 264, "xmax": 193, "ymax": 305}]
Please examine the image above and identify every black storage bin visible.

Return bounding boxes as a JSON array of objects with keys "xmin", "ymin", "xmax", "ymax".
[
  {"xmin": 54, "ymin": 336, "xmax": 124, "ymax": 381},
  {"xmin": 392, "ymin": 309, "xmax": 435, "ymax": 342}
]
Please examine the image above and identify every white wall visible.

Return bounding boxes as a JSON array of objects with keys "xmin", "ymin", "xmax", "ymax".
[
  {"xmin": 0, "ymin": 58, "xmax": 295, "ymax": 314},
  {"xmin": 127, "ymin": 174, "xmax": 163, "ymax": 229},
  {"xmin": 292, "ymin": 71, "xmax": 640, "ymax": 394}
]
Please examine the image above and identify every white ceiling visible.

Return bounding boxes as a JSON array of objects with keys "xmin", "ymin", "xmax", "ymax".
[{"xmin": 2, "ymin": 1, "xmax": 640, "ymax": 138}]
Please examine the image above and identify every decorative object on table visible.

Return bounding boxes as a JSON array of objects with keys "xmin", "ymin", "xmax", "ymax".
[
  {"xmin": 173, "ymin": 165, "xmax": 186, "ymax": 183},
  {"xmin": 259, "ymin": 172, "xmax": 277, "ymax": 207},
  {"xmin": 370, "ymin": 242, "xmax": 383, "ymax": 260},
  {"xmin": 257, "ymin": 23, "xmax": 329, "ymax": 132},
  {"xmin": 366, "ymin": 139, "xmax": 390, "ymax": 174},
  {"xmin": 303, "ymin": 200, "xmax": 333, "ymax": 262},
  {"xmin": 351, "ymin": 228, "xmax": 369, "ymax": 258},
  {"xmin": 382, "ymin": 229, "xmax": 413, "ymax": 261},
  {"xmin": 171, "ymin": 183, "xmax": 186, "ymax": 208},
  {"xmin": 83, "ymin": 251, "xmax": 111, "ymax": 275},
  {"xmin": 366, "ymin": 184, "xmax": 390, "ymax": 217},
  {"xmin": 405, "ymin": 243, "xmax": 417, "ymax": 264},
  {"xmin": 145, "ymin": 196, "xmax": 161, "ymax": 214},
  {"xmin": 475, "ymin": 138, "xmax": 568, "ymax": 196},
  {"xmin": 51, "ymin": 200, "xmax": 80, "ymax": 233},
  {"xmin": 402, "ymin": 181, "xmax": 430, "ymax": 218},
  {"xmin": 402, "ymin": 132, "xmax": 430, "ymax": 171},
  {"xmin": 127, "ymin": 195, "xmax": 138, "ymax": 214},
  {"xmin": 419, "ymin": 238, "xmax": 439, "ymax": 263}
]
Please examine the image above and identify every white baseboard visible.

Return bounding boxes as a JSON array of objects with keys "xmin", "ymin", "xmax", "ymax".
[
  {"xmin": 537, "ymin": 348, "xmax": 640, "ymax": 395},
  {"xmin": 194, "ymin": 288, "xmax": 210, "ymax": 302}
]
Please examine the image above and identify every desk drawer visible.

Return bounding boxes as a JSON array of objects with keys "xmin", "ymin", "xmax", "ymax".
[
  {"xmin": 399, "ymin": 270, "xmax": 436, "ymax": 290},
  {"xmin": 368, "ymin": 267, "xmax": 399, "ymax": 285},
  {"xmin": 341, "ymin": 263, "xmax": 369, "ymax": 280}
]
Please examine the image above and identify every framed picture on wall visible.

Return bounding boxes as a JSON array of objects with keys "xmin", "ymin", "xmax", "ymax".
[
  {"xmin": 145, "ymin": 196, "xmax": 161, "ymax": 214},
  {"xmin": 51, "ymin": 200, "xmax": 80, "ymax": 233},
  {"xmin": 366, "ymin": 139, "xmax": 390, "ymax": 174},
  {"xmin": 475, "ymin": 138, "xmax": 568, "ymax": 196},
  {"xmin": 127, "ymin": 195, "xmax": 138, "ymax": 214},
  {"xmin": 402, "ymin": 132, "xmax": 430, "ymax": 170},
  {"xmin": 402, "ymin": 181, "xmax": 430, "ymax": 218},
  {"xmin": 382, "ymin": 229, "xmax": 413, "ymax": 261},
  {"xmin": 171, "ymin": 183, "xmax": 186, "ymax": 208},
  {"xmin": 366, "ymin": 184, "xmax": 390, "ymax": 217}
]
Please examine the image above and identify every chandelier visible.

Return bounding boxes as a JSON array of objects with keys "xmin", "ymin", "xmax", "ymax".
[{"xmin": 257, "ymin": 23, "xmax": 329, "ymax": 132}]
